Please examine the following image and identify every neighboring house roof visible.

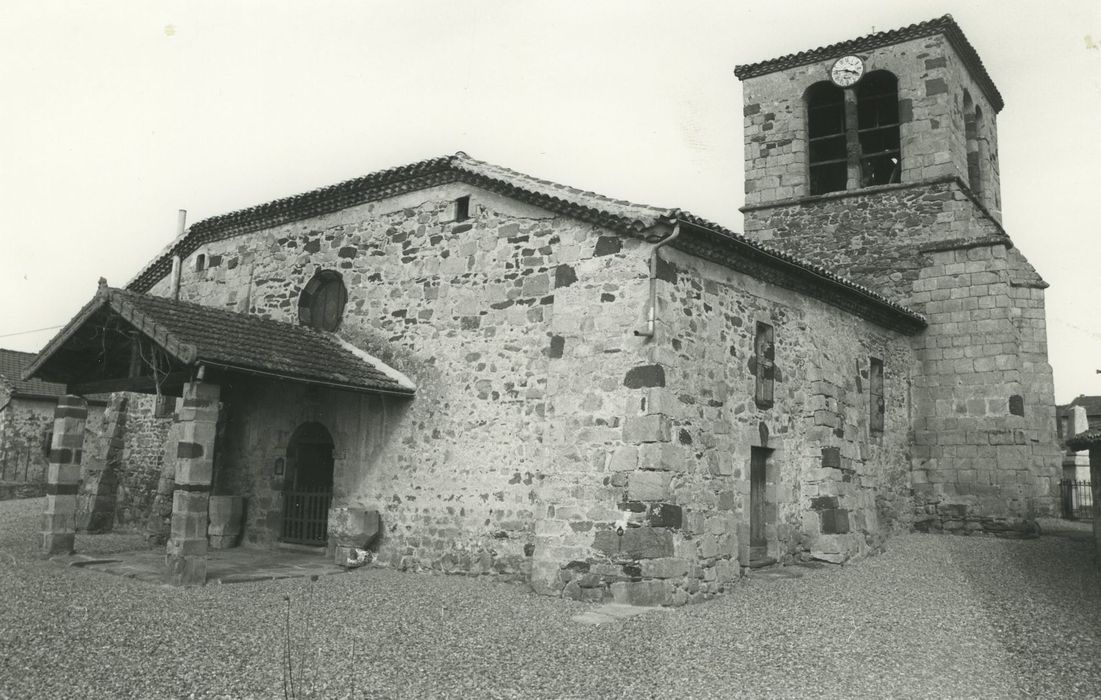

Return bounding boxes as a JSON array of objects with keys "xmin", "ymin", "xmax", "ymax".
[
  {"xmin": 0, "ymin": 349, "xmax": 67, "ymax": 400},
  {"xmin": 733, "ymin": 15, "xmax": 1004, "ymax": 114},
  {"xmin": 26, "ymin": 285, "xmax": 416, "ymax": 397},
  {"xmin": 125, "ymin": 152, "xmax": 925, "ymax": 333},
  {"xmin": 1058, "ymin": 396, "xmax": 1101, "ymax": 417},
  {"xmin": 1066, "ymin": 429, "xmax": 1101, "ymax": 451}
]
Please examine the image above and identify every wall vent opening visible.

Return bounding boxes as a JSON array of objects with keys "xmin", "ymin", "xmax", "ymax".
[{"xmin": 454, "ymin": 195, "xmax": 470, "ymax": 222}]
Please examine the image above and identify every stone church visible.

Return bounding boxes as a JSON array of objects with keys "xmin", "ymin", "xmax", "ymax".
[{"xmin": 27, "ymin": 15, "xmax": 1059, "ymax": 603}]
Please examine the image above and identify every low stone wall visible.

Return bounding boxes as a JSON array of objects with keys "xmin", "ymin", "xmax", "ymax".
[
  {"xmin": 912, "ymin": 509, "xmax": 1041, "ymax": 538},
  {"xmin": 0, "ymin": 482, "xmax": 45, "ymax": 501}
]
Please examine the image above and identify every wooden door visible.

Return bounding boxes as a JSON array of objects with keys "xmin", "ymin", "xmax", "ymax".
[{"xmin": 750, "ymin": 447, "xmax": 768, "ymax": 551}]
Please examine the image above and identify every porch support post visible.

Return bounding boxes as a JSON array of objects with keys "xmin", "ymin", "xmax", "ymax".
[
  {"xmin": 165, "ymin": 380, "xmax": 220, "ymax": 586},
  {"xmin": 41, "ymin": 395, "xmax": 88, "ymax": 555}
]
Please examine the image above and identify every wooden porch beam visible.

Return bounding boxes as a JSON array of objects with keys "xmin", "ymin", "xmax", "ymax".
[{"xmin": 68, "ymin": 370, "xmax": 192, "ymax": 396}]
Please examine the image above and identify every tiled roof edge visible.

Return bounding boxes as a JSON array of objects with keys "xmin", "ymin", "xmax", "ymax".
[
  {"xmin": 23, "ymin": 289, "xmax": 111, "ymax": 381},
  {"xmin": 734, "ymin": 15, "xmax": 1004, "ymax": 113},
  {"xmin": 1067, "ymin": 429, "xmax": 1101, "ymax": 451},
  {"xmin": 127, "ymin": 155, "xmax": 456, "ymax": 293},
  {"xmin": 671, "ymin": 212, "xmax": 926, "ymax": 333},
  {"xmin": 127, "ymin": 153, "xmax": 664, "ymax": 294}
]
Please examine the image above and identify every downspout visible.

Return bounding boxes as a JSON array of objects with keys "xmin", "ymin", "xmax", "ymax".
[
  {"xmin": 634, "ymin": 220, "xmax": 681, "ymax": 339},
  {"xmin": 170, "ymin": 209, "xmax": 186, "ymax": 301}
]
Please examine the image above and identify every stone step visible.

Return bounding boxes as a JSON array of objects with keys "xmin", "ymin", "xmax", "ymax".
[
  {"xmin": 571, "ymin": 603, "xmax": 671, "ymax": 626},
  {"xmin": 747, "ymin": 566, "xmax": 803, "ymax": 581},
  {"xmin": 747, "ymin": 556, "xmax": 777, "ymax": 569}
]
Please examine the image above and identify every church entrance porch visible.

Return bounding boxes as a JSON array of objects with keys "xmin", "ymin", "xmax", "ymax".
[{"xmin": 279, "ymin": 422, "xmax": 334, "ymax": 546}]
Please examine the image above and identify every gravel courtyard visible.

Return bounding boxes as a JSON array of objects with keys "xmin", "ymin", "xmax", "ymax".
[{"xmin": 1, "ymin": 498, "xmax": 1099, "ymax": 699}]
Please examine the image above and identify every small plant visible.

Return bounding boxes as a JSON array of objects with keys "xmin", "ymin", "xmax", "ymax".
[{"xmin": 281, "ymin": 575, "xmax": 322, "ymax": 700}]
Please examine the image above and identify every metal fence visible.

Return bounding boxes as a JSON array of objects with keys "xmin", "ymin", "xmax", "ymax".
[{"xmin": 1060, "ymin": 479, "xmax": 1094, "ymax": 520}]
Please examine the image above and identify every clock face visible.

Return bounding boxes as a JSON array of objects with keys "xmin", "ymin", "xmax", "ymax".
[{"xmin": 830, "ymin": 55, "xmax": 865, "ymax": 87}]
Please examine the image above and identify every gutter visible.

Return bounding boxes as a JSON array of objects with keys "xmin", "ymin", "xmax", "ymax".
[{"xmin": 196, "ymin": 361, "xmax": 417, "ymax": 398}]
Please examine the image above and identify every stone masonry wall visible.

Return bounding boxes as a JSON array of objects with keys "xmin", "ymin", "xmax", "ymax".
[
  {"xmin": 529, "ymin": 242, "xmax": 917, "ymax": 607},
  {"xmin": 659, "ymin": 250, "xmax": 916, "ymax": 564},
  {"xmin": 741, "ymin": 32, "xmax": 1001, "ymax": 216},
  {"xmin": 115, "ymin": 393, "xmax": 174, "ymax": 532},
  {"xmin": 0, "ymin": 397, "xmax": 103, "ymax": 491},
  {"xmin": 909, "ymin": 243, "xmax": 1060, "ymax": 528},
  {"xmin": 146, "ymin": 182, "xmax": 645, "ymax": 580},
  {"xmin": 741, "ymin": 178, "xmax": 1060, "ymax": 529},
  {"xmin": 743, "ymin": 180, "xmax": 1001, "ymax": 304}
]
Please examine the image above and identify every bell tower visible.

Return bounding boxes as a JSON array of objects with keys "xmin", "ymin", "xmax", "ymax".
[
  {"xmin": 735, "ymin": 16, "xmax": 1061, "ymax": 531},
  {"xmin": 736, "ymin": 14, "xmax": 1003, "ymax": 222}
]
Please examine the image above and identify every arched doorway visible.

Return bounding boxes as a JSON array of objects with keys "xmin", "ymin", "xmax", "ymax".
[{"xmin": 281, "ymin": 422, "xmax": 334, "ymax": 546}]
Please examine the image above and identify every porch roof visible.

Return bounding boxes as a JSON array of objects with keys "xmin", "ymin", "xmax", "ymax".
[{"xmin": 24, "ymin": 283, "xmax": 416, "ymax": 397}]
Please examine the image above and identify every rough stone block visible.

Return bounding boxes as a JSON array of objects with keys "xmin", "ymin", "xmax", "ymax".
[
  {"xmin": 624, "ymin": 364, "xmax": 666, "ymax": 388},
  {"xmin": 641, "ymin": 557, "xmax": 688, "ymax": 579},
  {"xmin": 592, "ymin": 526, "xmax": 674, "ymax": 560},
  {"xmin": 610, "ymin": 579, "xmax": 672, "ymax": 607},
  {"xmin": 820, "ymin": 509, "xmax": 850, "ymax": 535},
  {"xmin": 608, "ymin": 446, "xmax": 637, "ymax": 472},
  {"xmin": 328, "ymin": 507, "xmax": 381, "ymax": 548},
  {"xmin": 637, "ymin": 442, "xmax": 682, "ymax": 472},
  {"xmin": 648, "ymin": 503, "xmax": 683, "ymax": 529},
  {"xmin": 165, "ymin": 553, "xmax": 208, "ymax": 586},
  {"xmin": 628, "ymin": 471, "xmax": 671, "ymax": 501},
  {"xmin": 40, "ymin": 531, "xmax": 75, "ymax": 556},
  {"xmin": 623, "ymin": 415, "xmax": 671, "ymax": 443},
  {"xmin": 810, "ymin": 495, "xmax": 839, "ymax": 511}
]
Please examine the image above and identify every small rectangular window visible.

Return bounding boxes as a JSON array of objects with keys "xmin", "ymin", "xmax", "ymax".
[
  {"xmin": 454, "ymin": 196, "xmax": 470, "ymax": 222},
  {"xmin": 754, "ymin": 322, "xmax": 775, "ymax": 409},
  {"xmin": 869, "ymin": 357, "xmax": 884, "ymax": 434}
]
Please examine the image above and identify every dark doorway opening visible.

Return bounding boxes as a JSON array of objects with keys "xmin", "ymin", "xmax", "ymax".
[
  {"xmin": 281, "ymin": 422, "xmax": 334, "ymax": 546},
  {"xmin": 749, "ymin": 446, "xmax": 773, "ymax": 563}
]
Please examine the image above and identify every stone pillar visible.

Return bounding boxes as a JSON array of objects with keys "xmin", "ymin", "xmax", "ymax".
[
  {"xmin": 76, "ymin": 394, "xmax": 127, "ymax": 533},
  {"xmin": 165, "ymin": 380, "xmax": 220, "ymax": 585},
  {"xmin": 41, "ymin": 395, "xmax": 88, "ymax": 555}
]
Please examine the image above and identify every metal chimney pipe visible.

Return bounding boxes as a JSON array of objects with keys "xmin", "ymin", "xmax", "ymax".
[{"xmin": 170, "ymin": 209, "xmax": 186, "ymax": 300}]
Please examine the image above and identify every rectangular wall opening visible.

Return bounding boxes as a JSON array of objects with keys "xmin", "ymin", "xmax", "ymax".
[{"xmin": 749, "ymin": 446, "xmax": 773, "ymax": 564}]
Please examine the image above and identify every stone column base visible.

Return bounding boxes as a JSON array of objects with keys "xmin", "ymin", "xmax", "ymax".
[
  {"xmin": 40, "ymin": 532, "xmax": 75, "ymax": 556},
  {"xmin": 165, "ymin": 538, "xmax": 208, "ymax": 586}
]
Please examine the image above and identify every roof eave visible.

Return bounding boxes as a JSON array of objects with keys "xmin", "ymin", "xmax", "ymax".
[
  {"xmin": 734, "ymin": 15, "xmax": 1003, "ymax": 114},
  {"xmin": 671, "ymin": 216, "xmax": 926, "ymax": 334}
]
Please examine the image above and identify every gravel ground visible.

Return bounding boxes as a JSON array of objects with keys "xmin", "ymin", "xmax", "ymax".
[{"xmin": 1, "ymin": 497, "xmax": 1100, "ymax": 699}]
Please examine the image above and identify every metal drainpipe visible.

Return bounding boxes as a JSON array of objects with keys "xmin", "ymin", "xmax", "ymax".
[
  {"xmin": 634, "ymin": 221, "xmax": 681, "ymax": 339},
  {"xmin": 170, "ymin": 209, "xmax": 186, "ymax": 300}
]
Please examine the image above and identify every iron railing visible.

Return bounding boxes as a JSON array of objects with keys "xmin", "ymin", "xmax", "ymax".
[
  {"xmin": 1060, "ymin": 479, "xmax": 1094, "ymax": 520},
  {"xmin": 280, "ymin": 487, "xmax": 332, "ymax": 545}
]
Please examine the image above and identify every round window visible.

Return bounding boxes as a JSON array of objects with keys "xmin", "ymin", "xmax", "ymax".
[{"xmin": 298, "ymin": 270, "xmax": 347, "ymax": 332}]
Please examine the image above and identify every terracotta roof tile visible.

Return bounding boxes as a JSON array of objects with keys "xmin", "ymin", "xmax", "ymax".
[
  {"xmin": 0, "ymin": 349, "xmax": 67, "ymax": 399},
  {"xmin": 28, "ymin": 288, "xmax": 415, "ymax": 397},
  {"xmin": 124, "ymin": 153, "xmax": 922, "ymax": 330},
  {"xmin": 734, "ymin": 15, "xmax": 1004, "ymax": 114},
  {"xmin": 1066, "ymin": 429, "xmax": 1101, "ymax": 451}
]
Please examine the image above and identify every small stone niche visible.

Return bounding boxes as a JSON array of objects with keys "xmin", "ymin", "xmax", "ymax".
[{"xmin": 1009, "ymin": 395, "xmax": 1024, "ymax": 416}]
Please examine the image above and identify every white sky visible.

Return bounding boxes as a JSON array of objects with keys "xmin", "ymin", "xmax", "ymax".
[{"xmin": 1, "ymin": 1, "xmax": 1098, "ymax": 402}]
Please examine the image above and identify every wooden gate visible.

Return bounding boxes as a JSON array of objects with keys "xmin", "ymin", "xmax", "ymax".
[{"xmin": 280, "ymin": 486, "xmax": 332, "ymax": 545}]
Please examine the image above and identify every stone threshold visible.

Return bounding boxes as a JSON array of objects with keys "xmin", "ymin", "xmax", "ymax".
[{"xmin": 50, "ymin": 548, "xmax": 350, "ymax": 586}]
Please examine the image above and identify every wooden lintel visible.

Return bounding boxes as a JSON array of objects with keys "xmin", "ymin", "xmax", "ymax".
[{"xmin": 69, "ymin": 370, "xmax": 192, "ymax": 397}]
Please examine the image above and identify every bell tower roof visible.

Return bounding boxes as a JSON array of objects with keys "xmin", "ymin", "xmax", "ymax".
[{"xmin": 734, "ymin": 14, "xmax": 1003, "ymax": 114}]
